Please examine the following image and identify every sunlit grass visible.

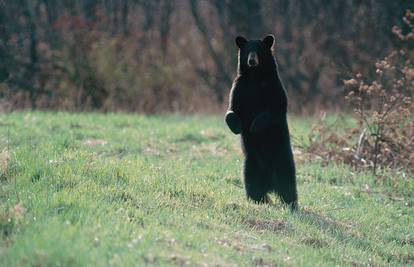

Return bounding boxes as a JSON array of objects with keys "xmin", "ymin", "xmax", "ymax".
[{"xmin": 0, "ymin": 112, "xmax": 413, "ymax": 266}]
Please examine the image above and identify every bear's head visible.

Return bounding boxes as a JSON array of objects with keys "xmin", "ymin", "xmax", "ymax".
[{"xmin": 235, "ymin": 34, "xmax": 276, "ymax": 75}]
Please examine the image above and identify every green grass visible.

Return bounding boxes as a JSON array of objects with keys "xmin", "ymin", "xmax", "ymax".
[{"xmin": 0, "ymin": 112, "xmax": 413, "ymax": 266}]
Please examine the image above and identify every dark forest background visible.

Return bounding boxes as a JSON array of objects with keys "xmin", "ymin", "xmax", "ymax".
[{"xmin": 0, "ymin": 0, "xmax": 412, "ymax": 113}]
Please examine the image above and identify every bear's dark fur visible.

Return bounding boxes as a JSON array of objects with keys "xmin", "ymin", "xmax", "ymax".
[{"xmin": 225, "ymin": 34, "xmax": 298, "ymax": 209}]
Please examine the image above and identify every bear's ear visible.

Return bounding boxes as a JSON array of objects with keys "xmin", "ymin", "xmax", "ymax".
[
  {"xmin": 235, "ymin": 36, "xmax": 248, "ymax": 48},
  {"xmin": 263, "ymin": 34, "xmax": 275, "ymax": 50}
]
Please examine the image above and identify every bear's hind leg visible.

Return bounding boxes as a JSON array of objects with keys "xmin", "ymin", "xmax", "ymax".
[
  {"xmin": 274, "ymin": 172, "xmax": 298, "ymax": 210},
  {"xmin": 273, "ymin": 157, "xmax": 298, "ymax": 210},
  {"xmin": 246, "ymin": 185, "xmax": 270, "ymax": 204},
  {"xmin": 276, "ymin": 184, "xmax": 298, "ymax": 210},
  {"xmin": 244, "ymin": 157, "xmax": 270, "ymax": 204}
]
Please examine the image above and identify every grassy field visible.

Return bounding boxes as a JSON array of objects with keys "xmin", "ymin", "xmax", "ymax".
[{"xmin": 0, "ymin": 112, "xmax": 413, "ymax": 266}]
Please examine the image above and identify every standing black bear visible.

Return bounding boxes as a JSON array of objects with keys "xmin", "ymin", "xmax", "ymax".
[{"xmin": 225, "ymin": 34, "xmax": 298, "ymax": 209}]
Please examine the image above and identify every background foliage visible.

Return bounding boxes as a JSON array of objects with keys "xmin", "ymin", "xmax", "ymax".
[{"xmin": 0, "ymin": 0, "xmax": 412, "ymax": 113}]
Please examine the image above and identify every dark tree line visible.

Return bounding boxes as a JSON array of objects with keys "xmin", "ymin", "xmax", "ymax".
[{"xmin": 0, "ymin": 0, "xmax": 411, "ymax": 112}]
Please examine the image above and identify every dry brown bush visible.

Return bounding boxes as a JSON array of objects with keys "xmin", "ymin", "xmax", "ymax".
[{"xmin": 305, "ymin": 10, "xmax": 414, "ymax": 175}]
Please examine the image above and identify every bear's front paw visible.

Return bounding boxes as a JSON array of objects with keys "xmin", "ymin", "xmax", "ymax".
[
  {"xmin": 225, "ymin": 111, "xmax": 242, "ymax": 135},
  {"xmin": 250, "ymin": 112, "xmax": 273, "ymax": 133}
]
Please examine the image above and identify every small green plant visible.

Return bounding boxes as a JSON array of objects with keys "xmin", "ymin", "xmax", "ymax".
[
  {"xmin": 0, "ymin": 204, "xmax": 25, "ymax": 238},
  {"xmin": 0, "ymin": 150, "xmax": 10, "ymax": 181}
]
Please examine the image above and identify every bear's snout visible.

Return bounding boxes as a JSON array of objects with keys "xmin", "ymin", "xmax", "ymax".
[{"xmin": 248, "ymin": 52, "xmax": 258, "ymax": 67}]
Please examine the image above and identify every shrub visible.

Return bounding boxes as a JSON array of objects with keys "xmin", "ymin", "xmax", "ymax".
[{"xmin": 305, "ymin": 10, "xmax": 414, "ymax": 175}]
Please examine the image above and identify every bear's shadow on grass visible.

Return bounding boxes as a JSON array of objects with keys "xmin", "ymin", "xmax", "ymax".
[
  {"xmin": 236, "ymin": 201, "xmax": 412, "ymax": 264},
  {"xmin": 295, "ymin": 209, "xmax": 370, "ymax": 248},
  {"xmin": 293, "ymin": 209, "xmax": 413, "ymax": 264}
]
